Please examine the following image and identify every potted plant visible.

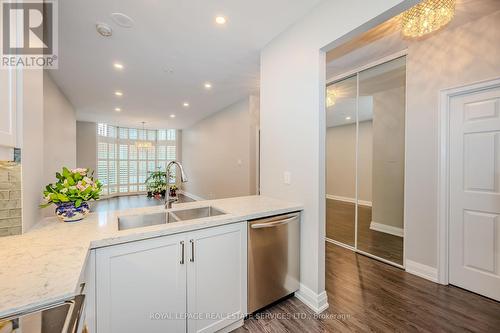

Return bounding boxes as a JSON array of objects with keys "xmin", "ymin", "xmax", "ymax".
[
  {"xmin": 145, "ymin": 169, "xmax": 178, "ymax": 199},
  {"xmin": 145, "ymin": 170, "xmax": 167, "ymax": 199},
  {"xmin": 41, "ymin": 167, "xmax": 102, "ymax": 222},
  {"xmin": 169, "ymin": 184, "xmax": 178, "ymax": 197}
]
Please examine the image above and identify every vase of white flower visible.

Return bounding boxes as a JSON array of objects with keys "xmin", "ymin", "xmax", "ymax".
[
  {"xmin": 41, "ymin": 167, "xmax": 102, "ymax": 222},
  {"xmin": 54, "ymin": 201, "xmax": 91, "ymax": 222}
]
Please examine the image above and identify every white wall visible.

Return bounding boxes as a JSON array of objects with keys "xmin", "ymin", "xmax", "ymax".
[
  {"xmin": 404, "ymin": 10, "xmax": 500, "ymax": 267},
  {"xmin": 260, "ymin": 0, "xmax": 412, "ymax": 309},
  {"xmin": 181, "ymin": 97, "xmax": 258, "ymax": 199},
  {"xmin": 21, "ymin": 69, "xmax": 44, "ymax": 231},
  {"xmin": 76, "ymin": 121, "xmax": 97, "ymax": 172},
  {"xmin": 42, "ymin": 73, "xmax": 77, "ymax": 217},
  {"xmin": 43, "ymin": 73, "xmax": 76, "ymax": 184},
  {"xmin": 326, "ymin": 121, "xmax": 372, "ymax": 202},
  {"xmin": 21, "ymin": 72, "xmax": 77, "ymax": 227},
  {"xmin": 372, "ymin": 87, "xmax": 405, "ymax": 230}
]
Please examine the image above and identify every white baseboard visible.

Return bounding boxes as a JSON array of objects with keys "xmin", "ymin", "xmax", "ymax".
[
  {"xmin": 178, "ymin": 190, "xmax": 206, "ymax": 201},
  {"xmin": 295, "ymin": 283, "xmax": 329, "ymax": 314},
  {"xmin": 369, "ymin": 221, "xmax": 404, "ymax": 237},
  {"xmin": 326, "ymin": 194, "xmax": 372, "ymax": 207},
  {"xmin": 405, "ymin": 260, "xmax": 438, "ymax": 283}
]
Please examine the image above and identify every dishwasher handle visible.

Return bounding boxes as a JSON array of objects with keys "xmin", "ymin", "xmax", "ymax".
[{"xmin": 250, "ymin": 214, "xmax": 299, "ymax": 229}]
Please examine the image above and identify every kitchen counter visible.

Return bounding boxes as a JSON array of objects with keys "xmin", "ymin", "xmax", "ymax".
[{"xmin": 0, "ymin": 195, "xmax": 302, "ymax": 319}]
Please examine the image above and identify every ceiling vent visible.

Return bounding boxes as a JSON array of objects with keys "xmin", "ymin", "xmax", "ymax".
[
  {"xmin": 110, "ymin": 13, "xmax": 134, "ymax": 28},
  {"xmin": 96, "ymin": 23, "xmax": 113, "ymax": 37}
]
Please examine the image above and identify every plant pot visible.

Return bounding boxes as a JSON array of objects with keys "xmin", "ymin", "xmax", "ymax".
[{"xmin": 55, "ymin": 202, "xmax": 90, "ymax": 222}]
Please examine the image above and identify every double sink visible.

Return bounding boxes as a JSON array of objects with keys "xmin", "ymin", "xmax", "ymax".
[{"xmin": 118, "ymin": 206, "xmax": 226, "ymax": 231}]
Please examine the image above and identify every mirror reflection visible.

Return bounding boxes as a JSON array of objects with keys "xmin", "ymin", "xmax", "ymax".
[{"xmin": 325, "ymin": 56, "xmax": 406, "ymax": 265}]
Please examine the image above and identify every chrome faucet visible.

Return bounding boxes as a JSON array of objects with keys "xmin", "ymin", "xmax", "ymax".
[{"xmin": 165, "ymin": 161, "xmax": 188, "ymax": 209}]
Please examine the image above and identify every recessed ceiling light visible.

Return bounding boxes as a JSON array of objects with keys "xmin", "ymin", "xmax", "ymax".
[
  {"xmin": 115, "ymin": 91, "xmax": 123, "ymax": 97},
  {"xmin": 204, "ymin": 82, "xmax": 212, "ymax": 89},
  {"xmin": 215, "ymin": 16, "xmax": 227, "ymax": 25},
  {"xmin": 345, "ymin": 116, "xmax": 352, "ymax": 120},
  {"xmin": 114, "ymin": 107, "xmax": 122, "ymax": 112},
  {"xmin": 113, "ymin": 63, "xmax": 124, "ymax": 70},
  {"xmin": 183, "ymin": 102, "xmax": 190, "ymax": 107},
  {"xmin": 170, "ymin": 114, "xmax": 176, "ymax": 118}
]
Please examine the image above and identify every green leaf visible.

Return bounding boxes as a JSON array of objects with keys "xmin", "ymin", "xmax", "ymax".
[
  {"xmin": 62, "ymin": 167, "xmax": 71, "ymax": 178},
  {"xmin": 75, "ymin": 199, "xmax": 82, "ymax": 208},
  {"xmin": 67, "ymin": 176, "xmax": 75, "ymax": 186},
  {"xmin": 57, "ymin": 193, "xmax": 69, "ymax": 202}
]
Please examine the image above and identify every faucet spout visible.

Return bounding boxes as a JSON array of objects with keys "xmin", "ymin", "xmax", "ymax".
[{"xmin": 165, "ymin": 161, "xmax": 188, "ymax": 209}]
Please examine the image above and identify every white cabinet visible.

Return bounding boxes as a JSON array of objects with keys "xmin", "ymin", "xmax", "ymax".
[
  {"xmin": 0, "ymin": 67, "xmax": 18, "ymax": 148},
  {"xmin": 96, "ymin": 233, "xmax": 187, "ymax": 333},
  {"xmin": 187, "ymin": 223, "xmax": 247, "ymax": 333},
  {"xmin": 95, "ymin": 222, "xmax": 247, "ymax": 333}
]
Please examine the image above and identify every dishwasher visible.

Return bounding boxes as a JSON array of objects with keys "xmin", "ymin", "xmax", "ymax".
[{"xmin": 248, "ymin": 212, "xmax": 300, "ymax": 313}]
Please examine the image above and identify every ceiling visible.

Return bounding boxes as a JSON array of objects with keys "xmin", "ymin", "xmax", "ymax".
[
  {"xmin": 49, "ymin": 0, "xmax": 322, "ymax": 129},
  {"xmin": 326, "ymin": 0, "xmax": 500, "ymax": 79}
]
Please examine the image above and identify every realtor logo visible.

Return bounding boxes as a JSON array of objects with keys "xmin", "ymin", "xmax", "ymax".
[{"xmin": 1, "ymin": 0, "xmax": 58, "ymax": 68}]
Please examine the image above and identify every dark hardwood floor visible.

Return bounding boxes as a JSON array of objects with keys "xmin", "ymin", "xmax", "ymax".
[
  {"xmin": 326, "ymin": 199, "xmax": 403, "ymax": 265},
  {"xmin": 90, "ymin": 193, "xmax": 194, "ymax": 212},
  {"xmin": 238, "ymin": 242, "xmax": 500, "ymax": 333}
]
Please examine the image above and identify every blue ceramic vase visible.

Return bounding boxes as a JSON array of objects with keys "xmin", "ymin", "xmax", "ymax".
[{"xmin": 55, "ymin": 202, "xmax": 90, "ymax": 222}]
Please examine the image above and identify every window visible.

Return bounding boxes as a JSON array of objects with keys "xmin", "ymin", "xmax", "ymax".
[{"xmin": 97, "ymin": 124, "xmax": 178, "ymax": 196}]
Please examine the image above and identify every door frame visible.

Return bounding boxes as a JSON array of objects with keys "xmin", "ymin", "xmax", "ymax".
[{"xmin": 437, "ymin": 76, "xmax": 500, "ymax": 285}]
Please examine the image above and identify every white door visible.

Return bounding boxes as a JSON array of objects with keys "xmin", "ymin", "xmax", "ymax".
[
  {"xmin": 187, "ymin": 222, "xmax": 247, "ymax": 333},
  {"xmin": 449, "ymin": 83, "xmax": 500, "ymax": 301},
  {"xmin": 96, "ymin": 234, "xmax": 187, "ymax": 333}
]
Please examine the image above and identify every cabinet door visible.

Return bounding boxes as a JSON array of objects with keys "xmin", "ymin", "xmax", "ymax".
[
  {"xmin": 96, "ymin": 234, "xmax": 187, "ymax": 333},
  {"xmin": 187, "ymin": 222, "xmax": 247, "ymax": 333},
  {"xmin": 0, "ymin": 67, "xmax": 17, "ymax": 147}
]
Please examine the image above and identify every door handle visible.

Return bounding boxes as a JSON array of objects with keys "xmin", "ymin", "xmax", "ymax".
[
  {"xmin": 189, "ymin": 239, "xmax": 195, "ymax": 262},
  {"xmin": 180, "ymin": 241, "xmax": 185, "ymax": 264},
  {"xmin": 250, "ymin": 215, "xmax": 298, "ymax": 229}
]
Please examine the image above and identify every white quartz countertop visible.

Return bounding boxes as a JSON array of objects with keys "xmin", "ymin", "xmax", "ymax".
[{"xmin": 0, "ymin": 195, "xmax": 302, "ymax": 319}]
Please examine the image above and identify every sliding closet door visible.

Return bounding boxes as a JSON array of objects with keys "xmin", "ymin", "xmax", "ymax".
[
  {"xmin": 357, "ymin": 57, "xmax": 405, "ymax": 265},
  {"xmin": 325, "ymin": 75, "xmax": 357, "ymax": 247}
]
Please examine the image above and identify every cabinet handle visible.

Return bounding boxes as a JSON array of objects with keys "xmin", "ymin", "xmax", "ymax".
[
  {"xmin": 180, "ymin": 241, "xmax": 185, "ymax": 264},
  {"xmin": 189, "ymin": 239, "xmax": 195, "ymax": 262}
]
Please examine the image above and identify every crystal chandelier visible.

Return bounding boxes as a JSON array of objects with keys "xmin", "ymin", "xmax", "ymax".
[
  {"xmin": 135, "ymin": 122, "xmax": 153, "ymax": 149},
  {"xmin": 401, "ymin": 0, "xmax": 455, "ymax": 38}
]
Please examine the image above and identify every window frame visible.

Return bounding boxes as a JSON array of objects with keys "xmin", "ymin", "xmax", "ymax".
[{"xmin": 97, "ymin": 124, "xmax": 178, "ymax": 198}]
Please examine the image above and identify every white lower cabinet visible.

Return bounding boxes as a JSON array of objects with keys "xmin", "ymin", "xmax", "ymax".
[
  {"xmin": 95, "ymin": 222, "xmax": 247, "ymax": 333},
  {"xmin": 187, "ymin": 223, "xmax": 247, "ymax": 333}
]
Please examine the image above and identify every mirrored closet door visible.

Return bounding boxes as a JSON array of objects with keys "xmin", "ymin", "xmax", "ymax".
[{"xmin": 325, "ymin": 56, "xmax": 406, "ymax": 267}]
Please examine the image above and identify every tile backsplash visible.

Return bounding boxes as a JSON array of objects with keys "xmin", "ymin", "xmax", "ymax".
[{"xmin": 0, "ymin": 161, "xmax": 22, "ymax": 237}]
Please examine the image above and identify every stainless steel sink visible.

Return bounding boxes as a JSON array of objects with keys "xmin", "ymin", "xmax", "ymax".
[
  {"xmin": 171, "ymin": 206, "xmax": 226, "ymax": 221},
  {"xmin": 117, "ymin": 206, "xmax": 226, "ymax": 231},
  {"xmin": 118, "ymin": 212, "xmax": 179, "ymax": 231}
]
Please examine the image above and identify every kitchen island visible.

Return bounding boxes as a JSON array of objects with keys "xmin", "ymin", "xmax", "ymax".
[{"xmin": 0, "ymin": 195, "xmax": 302, "ymax": 332}]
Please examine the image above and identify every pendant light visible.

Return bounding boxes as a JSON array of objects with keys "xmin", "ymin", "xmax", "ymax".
[{"xmin": 135, "ymin": 122, "xmax": 153, "ymax": 149}]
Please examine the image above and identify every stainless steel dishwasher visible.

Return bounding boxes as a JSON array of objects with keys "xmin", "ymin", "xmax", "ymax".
[{"xmin": 248, "ymin": 212, "xmax": 300, "ymax": 313}]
